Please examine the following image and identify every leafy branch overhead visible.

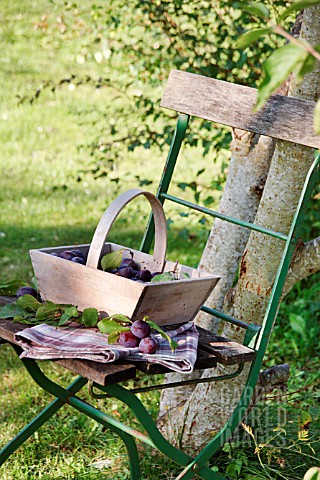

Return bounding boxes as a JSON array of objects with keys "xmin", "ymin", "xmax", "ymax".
[
  {"xmin": 17, "ymin": 0, "xmax": 293, "ymax": 194},
  {"xmin": 237, "ymin": 0, "xmax": 320, "ymax": 132}
]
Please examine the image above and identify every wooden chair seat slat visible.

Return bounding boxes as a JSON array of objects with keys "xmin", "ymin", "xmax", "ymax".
[{"xmin": 196, "ymin": 326, "xmax": 256, "ymax": 365}]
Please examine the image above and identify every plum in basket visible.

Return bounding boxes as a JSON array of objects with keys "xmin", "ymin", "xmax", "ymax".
[{"xmin": 115, "ymin": 265, "xmax": 134, "ymax": 279}]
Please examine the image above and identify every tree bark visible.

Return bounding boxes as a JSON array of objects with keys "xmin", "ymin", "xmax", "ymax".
[
  {"xmin": 157, "ymin": 6, "xmax": 320, "ymax": 452},
  {"xmin": 158, "ymin": 131, "xmax": 276, "ymax": 420}
]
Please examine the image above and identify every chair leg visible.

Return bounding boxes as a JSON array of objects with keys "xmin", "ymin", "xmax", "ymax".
[
  {"xmin": 100, "ymin": 384, "xmax": 228, "ymax": 480},
  {"xmin": 2, "ymin": 345, "xmax": 235, "ymax": 479},
  {"xmin": 9, "ymin": 351, "xmax": 144, "ymax": 477},
  {"xmin": 120, "ymin": 432, "xmax": 141, "ymax": 480}
]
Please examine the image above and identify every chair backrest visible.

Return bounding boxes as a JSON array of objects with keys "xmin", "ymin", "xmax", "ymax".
[
  {"xmin": 141, "ymin": 69, "xmax": 320, "ymax": 343},
  {"xmin": 161, "ymin": 69, "xmax": 320, "ymax": 148}
]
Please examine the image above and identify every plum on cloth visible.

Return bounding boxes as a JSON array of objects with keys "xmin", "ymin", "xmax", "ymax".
[{"xmin": 14, "ymin": 322, "xmax": 199, "ymax": 373}]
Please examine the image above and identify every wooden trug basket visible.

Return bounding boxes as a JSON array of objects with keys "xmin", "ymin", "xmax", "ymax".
[{"xmin": 30, "ymin": 189, "xmax": 220, "ymax": 326}]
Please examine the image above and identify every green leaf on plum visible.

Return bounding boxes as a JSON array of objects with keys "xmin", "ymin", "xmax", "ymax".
[
  {"xmin": 0, "ymin": 303, "xmax": 29, "ymax": 319},
  {"xmin": 101, "ymin": 249, "xmax": 124, "ymax": 271},
  {"xmin": 151, "ymin": 272, "xmax": 175, "ymax": 283},
  {"xmin": 16, "ymin": 294, "xmax": 41, "ymax": 312},
  {"xmin": 58, "ymin": 306, "xmax": 79, "ymax": 325},
  {"xmin": 97, "ymin": 318, "xmax": 130, "ymax": 335},
  {"xmin": 144, "ymin": 316, "xmax": 178, "ymax": 351},
  {"xmin": 65, "ymin": 306, "xmax": 79, "ymax": 317},
  {"xmin": 107, "ymin": 313, "xmax": 132, "ymax": 324},
  {"xmin": 58, "ymin": 312, "xmax": 72, "ymax": 326},
  {"xmin": 81, "ymin": 307, "xmax": 99, "ymax": 327},
  {"xmin": 107, "ymin": 331, "xmax": 122, "ymax": 344},
  {"xmin": 35, "ymin": 304, "xmax": 64, "ymax": 320}
]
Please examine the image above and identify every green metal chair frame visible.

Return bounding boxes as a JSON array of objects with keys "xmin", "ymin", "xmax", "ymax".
[{"xmin": 0, "ymin": 70, "xmax": 319, "ymax": 479}]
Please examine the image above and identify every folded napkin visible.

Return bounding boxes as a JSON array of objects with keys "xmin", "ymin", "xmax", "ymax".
[{"xmin": 14, "ymin": 322, "xmax": 199, "ymax": 373}]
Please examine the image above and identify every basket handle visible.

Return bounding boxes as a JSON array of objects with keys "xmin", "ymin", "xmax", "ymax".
[{"xmin": 86, "ymin": 189, "xmax": 167, "ymax": 271}]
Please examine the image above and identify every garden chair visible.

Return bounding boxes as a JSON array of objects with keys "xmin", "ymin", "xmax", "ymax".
[{"xmin": 0, "ymin": 69, "xmax": 319, "ymax": 479}]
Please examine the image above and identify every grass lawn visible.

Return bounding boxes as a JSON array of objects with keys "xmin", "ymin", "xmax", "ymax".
[{"xmin": 0, "ymin": 1, "xmax": 319, "ymax": 479}]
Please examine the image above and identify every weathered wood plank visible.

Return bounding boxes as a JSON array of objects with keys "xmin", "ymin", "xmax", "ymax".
[
  {"xmin": 56, "ymin": 358, "xmax": 136, "ymax": 386},
  {"xmin": 0, "ymin": 318, "xmax": 22, "ymax": 342},
  {"xmin": 161, "ymin": 69, "xmax": 320, "ymax": 148},
  {"xmin": 197, "ymin": 326, "xmax": 256, "ymax": 365}
]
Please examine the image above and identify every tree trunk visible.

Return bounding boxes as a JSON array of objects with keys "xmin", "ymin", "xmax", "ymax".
[
  {"xmin": 158, "ymin": 6, "xmax": 320, "ymax": 452},
  {"xmin": 158, "ymin": 130, "xmax": 276, "ymax": 421}
]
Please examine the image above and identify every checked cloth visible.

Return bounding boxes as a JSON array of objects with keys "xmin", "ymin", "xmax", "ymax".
[{"xmin": 14, "ymin": 322, "xmax": 199, "ymax": 373}]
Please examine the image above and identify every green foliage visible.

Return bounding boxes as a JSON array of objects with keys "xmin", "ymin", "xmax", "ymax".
[
  {"xmin": 236, "ymin": 27, "xmax": 273, "ymax": 49},
  {"xmin": 151, "ymin": 271, "xmax": 175, "ymax": 282},
  {"xmin": 256, "ymin": 42, "xmax": 315, "ymax": 110},
  {"xmin": 18, "ymin": 0, "xmax": 288, "ymax": 186},
  {"xmin": 0, "ymin": 295, "xmax": 98, "ymax": 327},
  {"xmin": 279, "ymin": 0, "xmax": 320, "ymax": 21},
  {"xmin": 97, "ymin": 317, "xmax": 130, "ymax": 343},
  {"xmin": 16, "ymin": 294, "xmax": 41, "ymax": 311},
  {"xmin": 0, "ymin": 302, "xmax": 29, "ymax": 319},
  {"xmin": 101, "ymin": 249, "xmax": 125, "ymax": 271},
  {"xmin": 266, "ymin": 278, "xmax": 320, "ymax": 371},
  {"xmin": 0, "ymin": 280, "xmax": 28, "ymax": 295},
  {"xmin": 236, "ymin": 0, "xmax": 320, "ymax": 111},
  {"xmin": 58, "ymin": 306, "xmax": 80, "ymax": 326},
  {"xmin": 80, "ymin": 307, "xmax": 98, "ymax": 327},
  {"xmin": 238, "ymin": 2, "xmax": 271, "ymax": 19}
]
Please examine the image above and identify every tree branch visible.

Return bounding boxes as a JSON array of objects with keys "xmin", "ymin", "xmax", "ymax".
[
  {"xmin": 283, "ymin": 236, "xmax": 320, "ymax": 296},
  {"xmin": 273, "ymin": 25, "xmax": 320, "ymax": 61}
]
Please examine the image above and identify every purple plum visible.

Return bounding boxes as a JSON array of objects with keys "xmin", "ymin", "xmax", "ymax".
[
  {"xmin": 17, "ymin": 286, "xmax": 38, "ymax": 299},
  {"xmin": 118, "ymin": 331, "xmax": 140, "ymax": 348},
  {"xmin": 71, "ymin": 256, "xmax": 86, "ymax": 265},
  {"xmin": 139, "ymin": 337, "xmax": 158, "ymax": 354},
  {"xmin": 130, "ymin": 319, "xmax": 151, "ymax": 339}
]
